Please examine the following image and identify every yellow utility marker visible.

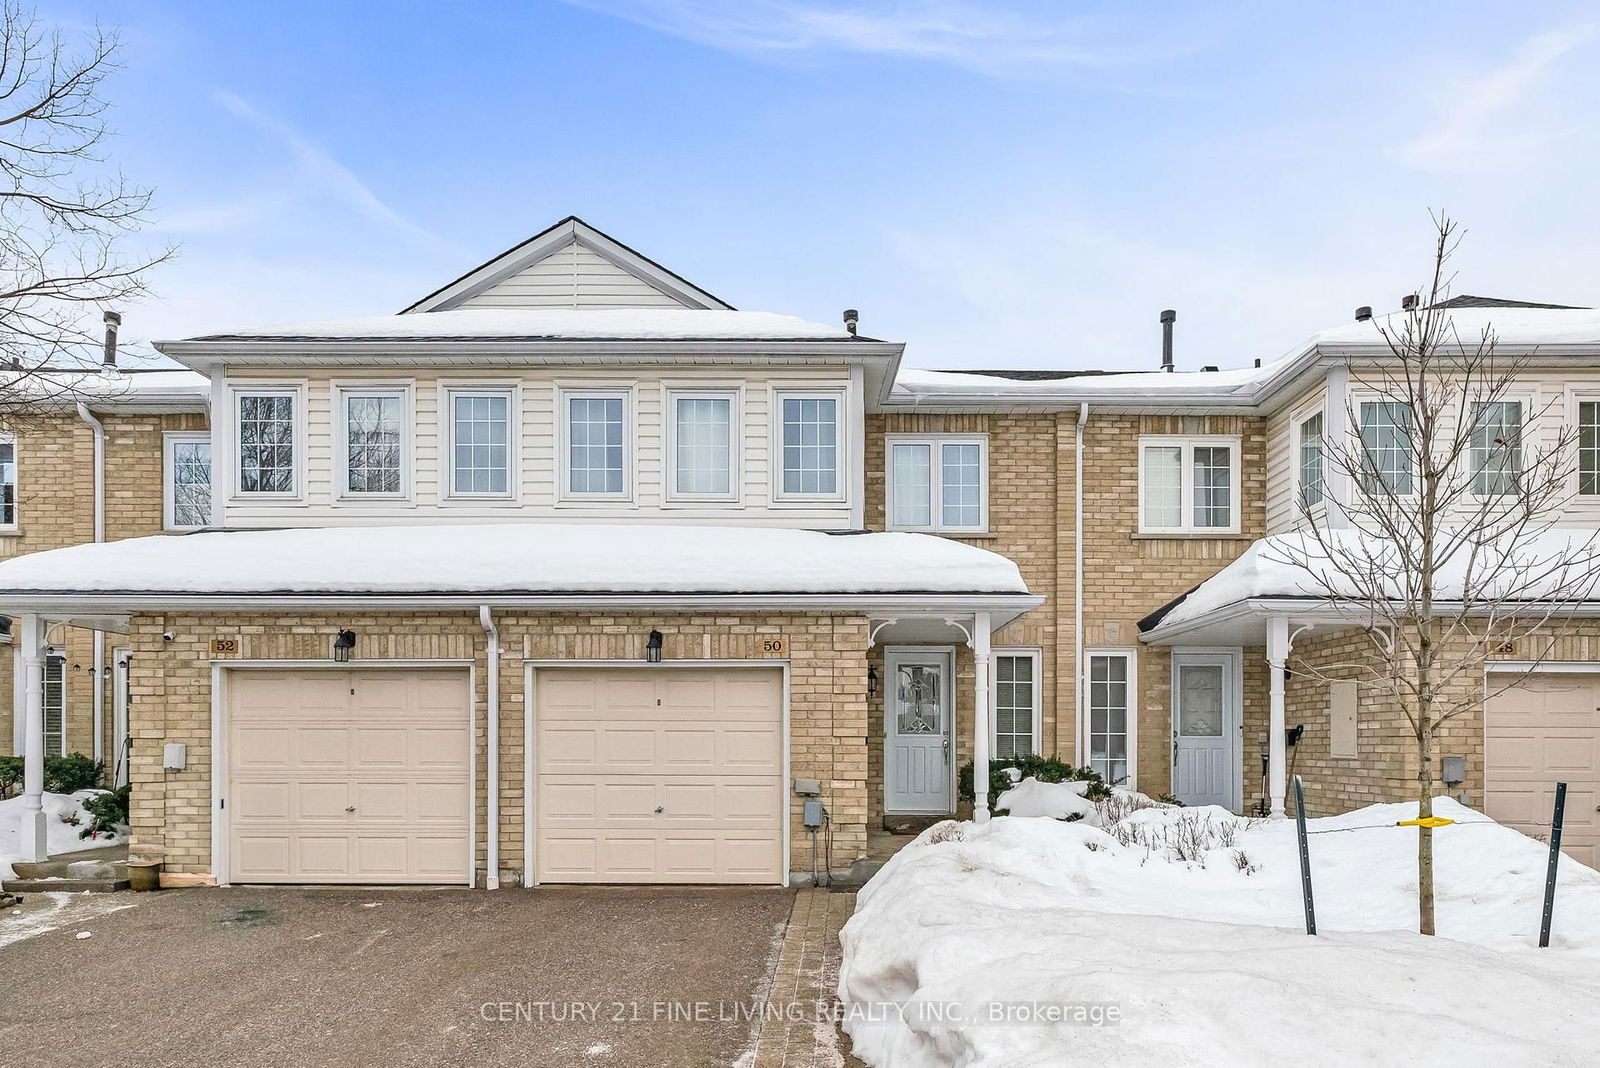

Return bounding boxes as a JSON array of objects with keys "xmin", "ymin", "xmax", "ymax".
[{"xmin": 1396, "ymin": 816, "xmax": 1455, "ymax": 829}]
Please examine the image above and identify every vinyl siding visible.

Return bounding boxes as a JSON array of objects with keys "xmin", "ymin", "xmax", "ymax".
[
  {"xmin": 220, "ymin": 366, "xmax": 856, "ymax": 527},
  {"xmin": 457, "ymin": 240, "xmax": 686, "ymax": 309},
  {"xmin": 1265, "ymin": 380, "xmax": 1327, "ymax": 533}
]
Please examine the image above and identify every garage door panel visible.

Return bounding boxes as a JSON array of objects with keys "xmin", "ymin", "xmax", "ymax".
[
  {"xmin": 1487, "ymin": 674, "xmax": 1600, "ymax": 870},
  {"xmin": 228, "ymin": 668, "xmax": 469, "ymax": 884},
  {"xmin": 535, "ymin": 668, "xmax": 782, "ymax": 884}
]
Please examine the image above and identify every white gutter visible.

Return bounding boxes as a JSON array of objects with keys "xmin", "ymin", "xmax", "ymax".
[
  {"xmin": 1074, "ymin": 403, "xmax": 1088, "ymax": 766},
  {"xmin": 478, "ymin": 604, "xmax": 501, "ymax": 890},
  {"xmin": 74, "ymin": 402, "xmax": 106, "ymax": 764}
]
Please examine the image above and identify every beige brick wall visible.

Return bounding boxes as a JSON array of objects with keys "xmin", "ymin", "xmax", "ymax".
[
  {"xmin": 124, "ymin": 610, "xmax": 869, "ymax": 882},
  {"xmin": 0, "ymin": 411, "xmax": 207, "ymax": 761}
]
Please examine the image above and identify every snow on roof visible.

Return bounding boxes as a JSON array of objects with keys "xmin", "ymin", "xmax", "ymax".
[
  {"xmin": 891, "ymin": 360, "xmax": 1285, "ymax": 399},
  {"xmin": 1152, "ymin": 528, "xmax": 1600, "ymax": 632},
  {"xmin": 1306, "ymin": 306, "xmax": 1600, "ymax": 351},
  {"xmin": 0, "ymin": 523, "xmax": 1029, "ymax": 598},
  {"xmin": 0, "ymin": 367, "xmax": 209, "ymax": 404},
  {"xmin": 179, "ymin": 308, "xmax": 862, "ymax": 344}
]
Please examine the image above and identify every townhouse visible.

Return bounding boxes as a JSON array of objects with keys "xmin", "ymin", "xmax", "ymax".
[{"xmin": 1, "ymin": 218, "xmax": 1595, "ymax": 887}]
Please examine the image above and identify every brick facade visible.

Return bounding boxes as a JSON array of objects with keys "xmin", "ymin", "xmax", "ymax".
[{"xmin": 124, "ymin": 610, "xmax": 869, "ymax": 883}]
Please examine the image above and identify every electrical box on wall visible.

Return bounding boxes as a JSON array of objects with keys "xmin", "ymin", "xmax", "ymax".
[
  {"xmin": 1441, "ymin": 755, "xmax": 1466, "ymax": 785},
  {"xmin": 793, "ymin": 778, "xmax": 822, "ymax": 797},
  {"xmin": 162, "ymin": 743, "xmax": 187, "ymax": 771},
  {"xmin": 803, "ymin": 799, "xmax": 826, "ymax": 828}
]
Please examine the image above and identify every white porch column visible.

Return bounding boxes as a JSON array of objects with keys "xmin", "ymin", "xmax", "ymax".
[
  {"xmin": 972, "ymin": 611, "xmax": 993, "ymax": 823},
  {"xmin": 18, "ymin": 613, "xmax": 48, "ymax": 862},
  {"xmin": 1266, "ymin": 614, "xmax": 1289, "ymax": 819}
]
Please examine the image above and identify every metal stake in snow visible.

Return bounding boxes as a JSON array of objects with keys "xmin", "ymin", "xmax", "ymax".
[
  {"xmin": 1538, "ymin": 782, "xmax": 1567, "ymax": 949},
  {"xmin": 1293, "ymin": 775, "xmax": 1315, "ymax": 936}
]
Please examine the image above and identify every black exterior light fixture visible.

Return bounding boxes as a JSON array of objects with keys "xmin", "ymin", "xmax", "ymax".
[
  {"xmin": 645, "ymin": 629, "xmax": 663, "ymax": 664},
  {"xmin": 333, "ymin": 629, "xmax": 357, "ymax": 663},
  {"xmin": 867, "ymin": 665, "xmax": 879, "ymax": 697}
]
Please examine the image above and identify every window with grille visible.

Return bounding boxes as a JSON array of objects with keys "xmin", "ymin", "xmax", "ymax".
[
  {"xmin": 1298, "ymin": 411, "xmax": 1324, "ymax": 508},
  {"xmin": 1138, "ymin": 436, "xmax": 1240, "ymax": 534},
  {"xmin": 1087, "ymin": 653, "xmax": 1130, "ymax": 786},
  {"xmin": 164, "ymin": 433, "xmax": 211, "ymax": 529},
  {"xmin": 778, "ymin": 393, "xmax": 840, "ymax": 497},
  {"xmin": 993, "ymin": 652, "xmax": 1039, "ymax": 759},
  {"xmin": 670, "ymin": 392, "xmax": 736, "ymax": 498},
  {"xmin": 565, "ymin": 392, "xmax": 627, "ymax": 497},
  {"xmin": 236, "ymin": 392, "xmax": 296, "ymax": 494},
  {"xmin": 449, "ymin": 390, "xmax": 512, "ymax": 496},
  {"xmin": 1358, "ymin": 401, "xmax": 1413, "ymax": 494},
  {"xmin": 44, "ymin": 652, "xmax": 65, "ymax": 756},
  {"xmin": 886, "ymin": 435, "xmax": 988, "ymax": 532}
]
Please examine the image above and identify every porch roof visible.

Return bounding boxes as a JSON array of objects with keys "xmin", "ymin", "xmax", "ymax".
[{"xmin": 0, "ymin": 522, "xmax": 1038, "ymax": 620}]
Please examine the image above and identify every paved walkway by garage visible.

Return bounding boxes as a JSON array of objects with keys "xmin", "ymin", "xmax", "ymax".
[
  {"xmin": 0, "ymin": 885, "xmax": 796, "ymax": 1068},
  {"xmin": 750, "ymin": 889, "xmax": 865, "ymax": 1068}
]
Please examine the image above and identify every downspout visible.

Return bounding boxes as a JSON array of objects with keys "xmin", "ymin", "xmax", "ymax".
[
  {"xmin": 1074, "ymin": 403, "xmax": 1088, "ymax": 766},
  {"xmin": 478, "ymin": 605, "xmax": 501, "ymax": 889},
  {"xmin": 75, "ymin": 401, "xmax": 106, "ymax": 764}
]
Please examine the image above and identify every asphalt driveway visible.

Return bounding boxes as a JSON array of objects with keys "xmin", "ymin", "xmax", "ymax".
[{"xmin": 0, "ymin": 885, "xmax": 795, "ymax": 1068}]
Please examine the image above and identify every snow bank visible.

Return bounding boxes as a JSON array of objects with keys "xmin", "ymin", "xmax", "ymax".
[
  {"xmin": 993, "ymin": 777, "xmax": 1094, "ymax": 820},
  {"xmin": 840, "ymin": 798, "xmax": 1600, "ymax": 1066},
  {"xmin": 0, "ymin": 523, "xmax": 1030, "ymax": 598},
  {"xmin": 0, "ymin": 790, "xmax": 127, "ymax": 879}
]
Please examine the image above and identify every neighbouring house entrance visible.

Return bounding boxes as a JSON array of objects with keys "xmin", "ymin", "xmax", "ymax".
[
  {"xmin": 884, "ymin": 648, "xmax": 954, "ymax": 814},
  {"xmin": 1171, "ymin": 651, "xmax": 1239, "ymax": 810}
]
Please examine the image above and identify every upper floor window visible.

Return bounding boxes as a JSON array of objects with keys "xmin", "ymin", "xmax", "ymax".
[
  {"xmin": 1297, "ymin": 411, "xmax": 1324, "ymax": 508},
  {"xmin": 1581, "ymin": 401, "xmax": 1600, "ymax": 495},
  {"xmin": 669, "ymin": 391, "xmax": 736, "ymax": 500},
  {"xmin": 0, "ymin": 432, "xmax": 15, "ymax": 529},
  {"xmin": 163, "ymin": 432, "xmax": 211, "ymax": 530},
  {"xmin": 448, "ymin": 389, "xmax": 512, "ymax": 497},
  {"xmin": 564, "ymin": 390, "xmax": 628, "ymax": 498},
  {"xmin": 886, "ymin": 434, "xmax": 987, "ymax": 532},
  {"xmin": 777, "ymin": 392, "xmax": 841, "ymax": 498},
  {"xmin": 1470, "ymin": 400, "xmax": 1522, "ymax": 496},
  {"xmin": 236, "ymin": 390, "xmax": 297, "ymax": 495},
  {"xmin": 1358, "ymin": 401, "xmax": 1413, "ymax": 494},
  {"xmin": 1138, "ymin": 435, "xmax": 1240, "ymax": 534},
  {"xmin": 340, "ymin": 388, "xmax": 406, "ymax": 496}
]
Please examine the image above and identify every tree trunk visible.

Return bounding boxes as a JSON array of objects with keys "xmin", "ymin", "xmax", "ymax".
[{"xmin": 1417, "ymin": 722, "xmax": 1436, "ymax": 936}]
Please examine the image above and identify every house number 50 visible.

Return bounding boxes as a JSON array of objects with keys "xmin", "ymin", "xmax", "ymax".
[{"xmin": 759, "ymin": 638, "xmax": 788, "ymax": 655}]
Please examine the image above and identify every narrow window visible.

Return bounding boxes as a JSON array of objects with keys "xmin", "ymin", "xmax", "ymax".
[
  {"xmin": 993, "ymin": 652, "xmax": 1039, "ymax": 759},
  {"xmin": 1359, "ymin": 401, "xmax": 1413, "ymax": 494},
  {"xmin": 780, "ymin": 394, "xmax": 839, "ymax": 496},
  {"xmin": 237, "ymin": 393, "xmax": 295, "ymax": 494},
  {"xmin": 886, "ymin": 435, "xmax": 987, "ymax": 532},
  {"xmin": 344, "ymin": 392, "xmax": 404, "ymax": 494},
  {"xmin": 940, "ymin": 442, "xmax": 982, "ymax": 528},
  {"xmin": 43, "ymin": 652, "xmax": 65, "ymax": 756},
  {"xmin": 165, "ymin": 434, "xmax": 212, "ymax": 529},
  {"xmin": 566, "ymin": 393, "xmax": 626, "ymax": 496},
  {"xmin": 451, "ymin": 392, "xmax": 510, "ymax": 496},
  {"xmin": 1142, "ymin": 445, "xmax": 1183, "ymax": 529},
  {"xmin": 1298, "ymin": 411, "xmax": 1324, "ymax": 507},
  {"xmin": 889, "ymin": 443, "xmax": 932, "ymax": 527},
  {"xmin": 1581, "ymin": 402, "xmax": 1600, "ymax": 496},
  {"xmin": 1191, "ymin": 446, "xmax": 1232, "ymax": 528},
  {"xmin": 1470, "ymin": 400, "xmax": 1522, "ymax": 496},
  {"xmin": 0, "ymin": 433, "xmax": 15, "ymax": 527},
  {"xmin": 672, "ymin": 393, "xmax": 734, "ymax": 497},
  {"xmin": 1088, "ymin": 654, "xmax": 1129, "ymax": 786}
]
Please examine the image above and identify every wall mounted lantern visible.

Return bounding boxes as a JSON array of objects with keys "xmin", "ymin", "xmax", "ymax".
[
  {"xmin": 333, "ymin": 629, "xmax": 357, "ymax": 663},
  {"xmin": 645, "ymin": 629, "xmax": 663, "ymax": 663},
  {"xmin": 867, "ymin": 665, "xmax": 879, "ymax": 697}
]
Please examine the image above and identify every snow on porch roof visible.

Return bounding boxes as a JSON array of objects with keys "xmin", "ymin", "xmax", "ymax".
[{"xmin": 0, "ymin": 523, "xmax": 1030, "ymax": 601}]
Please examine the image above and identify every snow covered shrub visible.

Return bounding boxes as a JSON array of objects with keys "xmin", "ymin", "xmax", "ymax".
[
  {"xmin": 1108, "ymin": 810, "xmax": 1247, "ymax": 867},
  {"xmin": 1094, "ymin": 791, "xmax": 1164, "ymax": 830},
  {"xmin": 922, "ymin": 820, "xmax": 966, "ymax": 846},
  {"xmin": 959, "ymin": 756, "xmax": 1108, "ymax": 805},
  {"xmin": 79, "ymin": 785, "xmax": 130, "ymax": 840},
  {"xmin": 43, "ymin": 753, "xmax": 103, "ymax": 794},
  {"xmin": 1232, "ymin": 849, "xmax": 1258, "ymax": 874}
]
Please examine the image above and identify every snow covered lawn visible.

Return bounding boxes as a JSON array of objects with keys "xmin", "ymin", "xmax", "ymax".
[
  {"xmin": 0, "ymin": 790, "xmax": 128, "ymax": 879},
  {"xmin": 839, "ymin": 794, "xmax": 1600, "ymax": 1066}
]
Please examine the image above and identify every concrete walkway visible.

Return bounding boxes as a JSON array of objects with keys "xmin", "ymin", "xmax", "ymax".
[
  {"xmin": 0, "ymin": 885, "xmax": 795, "ymax": 1068},
  {"xmin": 750, "ymin": 889, "xmax": 865, "ymax": 1068}
]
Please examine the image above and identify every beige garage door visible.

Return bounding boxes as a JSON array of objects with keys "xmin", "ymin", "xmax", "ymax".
[
  {"xmin": 535, "ymin": 667, "xmax": 783, "ymax": 884},
  {"xmin": 228, "ymin": 669, "xmax": 471, "ymax": 884},
  {"xmin": 1485, "ymin": 673, "xmax": 1600, "ymax": 869}
]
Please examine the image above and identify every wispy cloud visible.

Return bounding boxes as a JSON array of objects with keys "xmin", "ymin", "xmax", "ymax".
[
  {"xmin": 214, "ymin": 91, "xmax": 451, "ymax": 249},
  {"xmin": 1398, "ymin": 23, "xmax": 1598, "ymax": 169},
  {"xmin": 560, "ymin": 0, "xmax": 1194, "ymax": 77}
]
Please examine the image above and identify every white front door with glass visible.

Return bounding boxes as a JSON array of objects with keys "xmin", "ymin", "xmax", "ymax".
[
  {"xmin": 884, "ymin": 649, "xmax": 953, "ymax": 813},
  {"xmin": 1172, "ymin": 652, "xmax": 1238, "ymax": 809}
]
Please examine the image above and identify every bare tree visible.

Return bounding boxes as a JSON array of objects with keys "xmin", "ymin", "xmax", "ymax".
[
  {"xmin": 0, "ymin": 2, "xmax": 170, "ymax": 417},
  {"xmin": 1277, "ymin": 214, "xmax": 1600, "ymax": 936}
]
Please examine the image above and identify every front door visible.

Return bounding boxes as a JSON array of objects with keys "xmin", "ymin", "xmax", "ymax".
[
  {"xmin": 884, "ymin": 649, "xmax": 953, "ymax": 814},
  {"xmin": 1172, "ymin": 652, "xmax": 1238, "ymax": 809}
]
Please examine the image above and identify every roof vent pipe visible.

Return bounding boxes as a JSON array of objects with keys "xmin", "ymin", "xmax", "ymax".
[
  {"xmin": 842, "ymin": 309, "xmax": 859, "ymax": 336},
  {"xmin": 1355, "ymin": 306, "xmax": 1373, "ymax": 322},
  {"xmin": 101, "ymin": 310, "xmax": 120, "ymax": 368},
  {"xmin": 1401, "ymin": 294, "xmax": 1419, "ymax": 312},
  {"xmin": 1159, "ymin": 309, "xmax": 1176, "ymax": 372}
]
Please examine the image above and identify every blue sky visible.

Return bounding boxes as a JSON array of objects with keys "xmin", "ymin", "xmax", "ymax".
[{"xmin": 43, "ymin": 0, "xmax": 1600, "ymax": 370}]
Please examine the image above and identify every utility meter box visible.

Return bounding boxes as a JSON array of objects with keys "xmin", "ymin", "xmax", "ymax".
[
  {"xmin": 1441, "ymin": 755, "xmax": 1466, "ymax": 785},
  {"xmin": 803, "ymin": 800, "xmax": 825, "ymax": 828},
  {"xmin": 162, "ymin": 743, "xmax": 187, "ymax": 771},
  {"xmin": 793, "ymin": 777, "xmax": 822, "ymax": 797}
]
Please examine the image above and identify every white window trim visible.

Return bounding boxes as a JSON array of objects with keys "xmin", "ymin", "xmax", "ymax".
[
  {"xmin": 1136, "ymin": 434, "xmax": 1243, "ymax": 535},
  {"xmin": 230, "ymin": 383, "xmax": 306, "ymax": 501},
  {"xmin": 162, "ymin": 430, "xmax": 212, "ymax": 531},
  {"xmin": 0, "ymin": 429, "xmax": 17, "ymax": 532},
  {"xmin": 1467, "ymin": 389, "xmax": 1535, "ymax": 499},
  {"xmin": 442, "ymin": 383, "xmax": 520, "ymax": 502},
  {"xmin": 772, "ymin": 387, "xmax": 848, "ymax": 504},
  {"xmin": 664, "ymin": 386, "xmax": 743, "ymax": 504},
  {"xmin": 557, "ymin": 385, "xmax": 634, "ymax": 503},
  {"xmin": 884, "ymin": 433, "xmax": 990, "ymax": 533},
  {"xmin": 1351, "ymin": 394, "xmax": 1418, "ymax": 499},
  {"xmin": 1083, "ymin": 647, "xmax": 1137, "ymax": 790},
  {"xmin": 334, "ymin": 382, "xmax": 414, "ymax": 501},
  {"xmin": 1569, "ymin": 387, "xmax": 1600, "ymax": 498},
  {"xmin": 1292, "ymin": 405, "xmax": 1327, "ymax": 515},
  {"xmin": 991, "ymin": 647, "xmax": 1042, "ymax": 759}
]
